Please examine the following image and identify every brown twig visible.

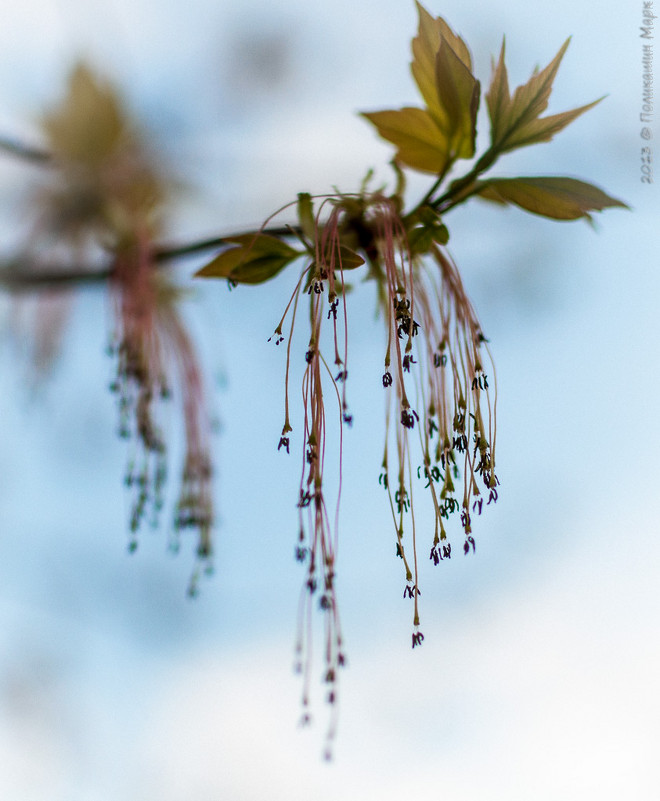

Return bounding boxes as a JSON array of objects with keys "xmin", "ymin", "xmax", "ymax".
[{"xmin": 0, "ymin": 225, "xmax": 304, "ymax": 292}]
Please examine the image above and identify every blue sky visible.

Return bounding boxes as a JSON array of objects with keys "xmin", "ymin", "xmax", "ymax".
[{"xmin": 1, "ymin": 1, "xmax": 659, "ymax": 799}]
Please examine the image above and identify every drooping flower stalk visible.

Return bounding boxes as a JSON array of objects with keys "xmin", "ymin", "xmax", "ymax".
[
  {"xmin": 20, "ymin": 62, "xmax": 216, "ymax": 580},
  {"xmin": 251, "ymin": 187, "xmax": 498, "ymax": 748},
  {"xmin": 272, "ymin": 200, "xmax": 353, "ymax": 757},
  {"xmin": 109, "ymin": 229, "xmax": 213, "ymax": 585}
]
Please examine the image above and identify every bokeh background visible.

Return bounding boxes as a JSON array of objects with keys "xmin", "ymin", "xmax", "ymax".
[{"xmin": 1, "ymin": 0, "xmax": 658, "ymax": 798}]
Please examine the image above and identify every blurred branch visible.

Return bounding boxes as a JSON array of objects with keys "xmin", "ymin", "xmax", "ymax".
[
  {"xmin": 0, "ymin": 131, "xmax": 303, "ymax": 291},
  {"xmin": 0, "ymin": 135, "xmax": 51, "ymax": 164},
  {"xmin": 0, "ymin": 226, "xmax": 303, "ymax": 292}
]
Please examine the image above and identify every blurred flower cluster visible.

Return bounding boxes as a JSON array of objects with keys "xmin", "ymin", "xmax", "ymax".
[{"xmin": 4, "ymin": 64, "xmax": 214, "ymax": 586}]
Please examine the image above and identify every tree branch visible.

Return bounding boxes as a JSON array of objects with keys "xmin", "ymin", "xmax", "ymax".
[
  {"xmin": 0, "ymin": 135, "xmax": 51, "ymax": 165},
  {"xmin": 0, "ymin": 225, "xmax": 304, "ymax": 292}
]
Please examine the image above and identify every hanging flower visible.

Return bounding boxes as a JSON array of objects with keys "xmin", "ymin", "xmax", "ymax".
[
  {"xmin": 25, "ymin": 62, "xmax": 215, "ymax": 582},
  {"xmin": 196, "ymin": 2, "xmax": 626, "ymax": 754}
]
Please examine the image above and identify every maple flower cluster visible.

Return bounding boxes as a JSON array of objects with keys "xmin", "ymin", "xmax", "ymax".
[
  {"xmin": 32, "ymin": 65, "xmax": 215, "ymax": 583},
  {"xmin": 196, "ymin": 1, "xmax": 625, "ymax": 750},
  {"xmin": 1, "ymin": 0, "xmax": 627, "ymax": 759}
]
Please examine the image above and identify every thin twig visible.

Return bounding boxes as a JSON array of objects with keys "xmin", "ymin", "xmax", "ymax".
[
  {"xmin": 0, "ymin": 136, "xmax": 51, "ymax": 165},
  {"xmin": 0, "ymin": 225, "xmax": 305, "ymax": 292}
]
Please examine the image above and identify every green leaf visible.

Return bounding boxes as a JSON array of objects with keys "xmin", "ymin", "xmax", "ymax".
[
  {"xmin": 297, "ymin": 193, "xmax": 316, "ymax": 242},
  {"xmin": 503, "ymin": 99, "xmax": 603, "ymax": 150},
  {"xmin": 43, "ymin": 63, "xmax": 125, "ymax": 167},
  {"xmin": 362, "ymin": 4, "xmax": 479, "ymax": 175},
  {"xmin": 335, "ymin": 246, "xmax": 365, "ymax": 270},
  {"xmin": 475, "ymin": 176, "xmax": 629, "ymax": 220},
  {"xmin": 195, "ymin": 234, "xmax": 300, "ymax": 284},
  {"xmin": 485, "ymin": 40, "xmax": 511, "ymax": 147},
  {"xmin": 410, "ymin": 3, "xmax": 479, "ymax": 163},
  {"xmin": 434, "ymin": 38, "xmax": 480, "ymax": 160},
  {"xmin": 411, "ymin": 2, "xmax": 473, "ymax": 123},
  {"xmin": 406, "ymin": 206, "xmax": 449, "ymax": 254},
  {"xmin": 486, "ymin": 38, "xmax": 601, "ymax": 153},
  {"xmin": 360, "ymin": 108, "xmax": 451, "ymax": 174}
]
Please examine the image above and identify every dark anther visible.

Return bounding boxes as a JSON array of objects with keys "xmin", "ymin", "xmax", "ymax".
[
  {"xmin": 278, "ymin": 436, "xmax": 290, "ymax": 454},
  {"xmin": 412, "ymin": 631, "xmax": 424, "ymax": 649},
  {"xmin": 378, "ymin": 471, "xmax": 389, "ymax": 489},
  {"xmin": 127, "ymin": 539, "xmax": 138, "ymax": 554},
  {"xmin": 307, "ymin": 577, "xmax": 317, "ymax": 593},
  {"xmin": 453, "ymin": 434, "xmax": 468, "ymax": 452},
  {"xmin": 477, "ymin": 332, "xmax": 489, "ymax": 343},
  {"xmin": 314, "ymin": 281, "xmax": 324, "ymax": 294},
  {"xmin": 335, "ymin": 370, "xmax": 348, "ymax": 382},
  {"xmin": 488, "ymin": 488, "xmax": 499, "ymax": 504},
  {"xmin": 396, "ymin": 542, "xmax": 403, "ymax": 558},
  {"xmin": 327, "ymin": 299, "xmax": 339, "ymax": 320},
  {"xmin": 402, "ymin": 354, "xmax": 417, "ymax": 372},
  {"xmin": 197, "ymin": 541, "xmax": 212, "ymax": 559},
  {"xmin": 401, "ymin": 409, "xmax": 418, "ymax": 429},
  {"xmin": 433, "ymin": 352, "xmax": 447, "ymax": 368},
  {"xmin": 306, "ymin": 447, "xmax": 317, "ymax": 464},
  {"xmin": 395, "ymin": 489, "xmax": 410, "ymax": 513},
  {"xmin": 420, "ymin": 465, "xmax": 441, "ymax": 488},
  {"xmin": 305, "ymin": 349, "xmax": 315, "ymax": 364},
  {"xmin": 430, "ymin": 545, "xmax": 440, "ymax": 565},
  {"xmin": 295, "ymin": 546, "xmax": 307, "ymax": 562},
  {"xmin": 428, "ymin": 418, "xmax": 438, "ymax": 437},
  {"xmin": 297, "ymin": 490, "xmax": 313, "ymax": 508},
  {"xmin": 397, "ymin": 318, "xmax": 419, "ymax": 339},
  {"xmin": 473, "ymin": 497, "xmax": 483, "ymax": 515},
  {"xmin": 403, "ymin": 584, "xmax": 417, "ymax": 599},
  {"xmin": 342, "ymin": 411, "xmax": 353, "ymax": 426},
  {"xmin": 382, "ymin": 371, "xmax": 393, "ymax": 388},
  {"xmin": 442, "ymin": 543, "xmax": 452, "ymax": 559},
  {"xmin": 319, "ymin": 594, "xmax": 332, "ymax": 610},
  {"xmin": 461, "ymin": 510, "xmax": 472, "ymax": 530},
  {"xmin": 464, "ymin": 535, "xmax": 476, "ymax": 555},
  {"xmin": 227, "ymin": 279, "xmax": 237, "ymax": 290}
]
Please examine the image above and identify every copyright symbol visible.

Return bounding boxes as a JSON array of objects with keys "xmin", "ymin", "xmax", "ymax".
[{"xmin": 641, "ymin": 127, "xmax": 652, "ymax": 140}]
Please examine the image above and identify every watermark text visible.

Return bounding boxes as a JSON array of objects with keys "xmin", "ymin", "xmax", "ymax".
[{"xmin": 640, "ymin": 2, "xmax": 655, "ymax": 182}]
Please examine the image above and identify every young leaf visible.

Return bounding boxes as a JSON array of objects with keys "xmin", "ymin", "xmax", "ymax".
[
  {"xmin": 362, "ymin": 5, "xmax": 480, "ymax": 175},
  {"xmin": 361, "ymin": 108, "xmax": 451, "ymax": 174},
  {"xmin": 434, "ymin": 39, "xmax": 480, "ymax": 161},
  {"xmin": 42, "ymin": 63, "xmax": 125, "ymax": 167},
  {"xmin": 475, "ymin": 176, "xmax": 629, "ymax": 220},
  {"xmin": 195, "ymin": 234, "xmax": 300, "ymax": 284},
  {"xmin": 486, "ymin": 38, "xmax": 600, "ymax": 153},
  {"xmin": 485, "ymin": 40, "xmax": 511, "ymax": 147},
  {"xmin": 334, "ymin": 246, "xmax": 366, "ymax": 270},
  {"xmin": 297, "ymin": 192, "xmax": 316, "ymax": 242},
  {"xmin": 411, "ymin": 2, "xmax": 473, "ymax": 123},
  {"xmin": 503, "ymin": 99, "xmax": 603, "ymax": 150},
  {"xmin": 410, "ymin": 3, "xmax": 479, "ymax": 163}
]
